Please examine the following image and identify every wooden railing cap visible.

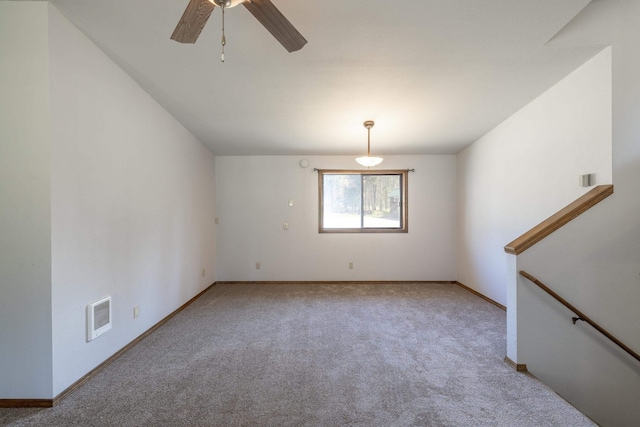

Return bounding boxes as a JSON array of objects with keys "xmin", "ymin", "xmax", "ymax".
[{"xmin": 505, "ymin": 185, "xmax": 613, "ymax": 255}]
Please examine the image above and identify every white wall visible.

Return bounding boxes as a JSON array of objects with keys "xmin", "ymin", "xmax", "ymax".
[
  {"xmin": 512, "ymin": 209, "xmax": 640, "ymax": 427},
  {"xmin": 0, "ymin": 2, "xmax": 53, "ymax": 399},
  {"xmin": 457, "ymin": 48, "xmax": 612, "ymax": 306},
  {"xmin": 216, "ymin": 155, "xmax": 456, "ymax": 281},
  {"xmin": 507, "ymin": 2, "xmax": 640, "ymax": 425},
  {"xmin": 48, "ymin": 5, "xmax": 216, "ymax": 396}
]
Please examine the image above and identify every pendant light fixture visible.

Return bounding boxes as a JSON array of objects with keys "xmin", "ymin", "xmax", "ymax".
[{"xmin": 356, "ymin": 120, "xmax": 383, "ymax": 167}]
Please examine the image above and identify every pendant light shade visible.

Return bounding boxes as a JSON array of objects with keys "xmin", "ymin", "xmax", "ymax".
[
  {"xmin": 355, "ymin": 156, "xmax": 384, "ymax": 167},
  {"xmin": 356, "ymin": 120, "xmax": 383, "ymax": 167}
]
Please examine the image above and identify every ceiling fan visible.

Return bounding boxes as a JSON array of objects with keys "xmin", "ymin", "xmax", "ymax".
[{"xmin": 171, "ymin": 0, "xmax": 307, "ymax": 60}]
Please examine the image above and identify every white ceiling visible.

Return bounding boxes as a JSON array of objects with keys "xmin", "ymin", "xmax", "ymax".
[{"xmin": 49, "ymin": 0, "xmax": 601, "ymax": 156}]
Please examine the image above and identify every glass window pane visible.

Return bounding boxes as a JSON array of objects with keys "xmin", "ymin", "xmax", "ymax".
[
  {"xmin": 322, "ymin": 174, "xmax": 362, "ymax": 229},
  {"xmin": 319, "ymin": 170, "xmax": 407, "ymax": 233},
  {"xmin": 362, "ymin": 175, "xmax": 401, "ymax": 228}
]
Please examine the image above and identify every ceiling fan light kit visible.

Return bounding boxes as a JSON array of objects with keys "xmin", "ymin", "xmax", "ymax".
[
  {"xmin": 213, "ymin": 0, "xmax": 244, "ymax": 7},
  {"xmin": 171, "ymin": 0, "xmax": 307, "ymax": 62},
  {"xmin": 356, "ymin": 120, "xmax": 383, "ymax": 168}
]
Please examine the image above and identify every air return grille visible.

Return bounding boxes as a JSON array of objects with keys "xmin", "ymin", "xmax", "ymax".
[{"xmin": 87, "ymin": 296, "xmax": 112, "ymax": 342}]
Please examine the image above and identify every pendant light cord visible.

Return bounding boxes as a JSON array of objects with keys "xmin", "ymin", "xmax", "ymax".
[{"xmin": 220, "ymin": 3, "xmax": 226, "ymax": 62}]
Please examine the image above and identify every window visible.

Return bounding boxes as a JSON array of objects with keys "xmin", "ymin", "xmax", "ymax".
[{"xmin": 318, "ymin": 170, "xmax": 408, "ymax": 233}]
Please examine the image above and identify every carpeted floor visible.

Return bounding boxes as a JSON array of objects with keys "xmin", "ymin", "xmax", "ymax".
[{"xmin": 1, "ymin": 283, "xmax": 595, "ymax": 426}]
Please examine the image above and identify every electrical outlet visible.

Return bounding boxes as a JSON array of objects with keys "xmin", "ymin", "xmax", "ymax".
[
  {"xmin": 349, "ymin": 262, "xmax": 354, "ymax": 270},
  {"xmin": 202, "ymin": 269, "xmax": 205, "ymax": 277},
  {"xmin": 256, "ymin": 262, "xmax": 261, "ymax": 270},
  {"xmin": 215, "ymin": 217, "xmax": 219, "ymax": 224},
  {"xmin": 133, "ymin": 306, "xmax": 140, "ymax": 318}
]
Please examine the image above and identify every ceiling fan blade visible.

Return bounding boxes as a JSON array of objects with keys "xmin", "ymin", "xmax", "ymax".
[
  {"xmin": 243, "ymin": 0, "xmax": 307, "ymax": 52},
  {"xmin": 171, "ymin": 0, "xmax": 216, "ymax": 44}
]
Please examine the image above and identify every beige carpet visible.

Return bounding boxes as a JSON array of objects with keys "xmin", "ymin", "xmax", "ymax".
[{"xmin": 1, "ymin": 283, "xmax": 595, "ymax": 426}]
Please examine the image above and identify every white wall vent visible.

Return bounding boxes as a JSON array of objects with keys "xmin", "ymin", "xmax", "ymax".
[
  {"xmin": 87, "ymin": 296, "xmax": 112, "ymax": 342},
  {"xmin": 579, "ymin": 173, "xmax": 595, "ymax": 187}
]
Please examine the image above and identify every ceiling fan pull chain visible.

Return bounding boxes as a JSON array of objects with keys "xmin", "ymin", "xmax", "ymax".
[{"xmin": 220, "ymin": 2, "xmax": 226, "ymax": 62}]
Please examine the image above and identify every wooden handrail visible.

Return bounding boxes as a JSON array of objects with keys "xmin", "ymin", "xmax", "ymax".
[
  {"xmin": 520, "ymin": 271, "xmax": 640, "ymax": 363},
  {"xmin": 505, "ymin": 185, "xmax": 614, "ymax": 255}
]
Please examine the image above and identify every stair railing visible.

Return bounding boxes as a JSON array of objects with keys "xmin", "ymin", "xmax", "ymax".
[{"xmin": 519, "ymin": 270, "xmax": 640, "ymax": 363}]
